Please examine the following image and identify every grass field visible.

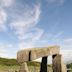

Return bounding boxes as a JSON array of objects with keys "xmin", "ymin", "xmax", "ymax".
[
  {"xmin": 0, "ymin": 58, "xmax": 53, "ymax": 72},
  {"xmin": 0, "ymin": 57, "xmax": 72, "ymax": 72},
  {"xmin": 0, "ymin": 65, "xmax": 19, "ymax": 72},
  {"xmin": 0, "ymin": 65, "xmax": 39, "ymax": 72},
  {"xmin": 0, "ymin": 65, "xmax": 53, "ymax": 72}
]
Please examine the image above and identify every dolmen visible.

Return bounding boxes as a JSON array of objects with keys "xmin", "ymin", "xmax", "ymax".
[{"xmin": 17, "ymin": 45, "xmax": 67, "ymax": 72}]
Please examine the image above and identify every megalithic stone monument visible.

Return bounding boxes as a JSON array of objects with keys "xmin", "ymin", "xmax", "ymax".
[{"xmin": 17, "ymin": 45, "xmax": 67, "ymax": 72}]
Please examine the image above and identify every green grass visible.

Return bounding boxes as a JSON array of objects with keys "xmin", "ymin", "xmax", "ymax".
[
  {"xmin": 0, "ymin": 57, "xmax": 64, "ymax": 72},
  {"xmin": 0, "ymin": 57, "xmax": 19, "ymax": 72},
  {"xmin": 0, "ymin": 65, "xmax": 19, "ymax": 72},
  {"xmin": 0, "ymin": 65, "xmax": 53, "ymax": 72},
  {"xmin": 1, "ymin": 57, "xmax": 72, "ymax": 72},
  {"xmin": 67, "ymin": 63, "xmax": 72, "ymax": 72},
  {"xmin": 0, "ymin": 57, "xmax": 41, "ymax": 72}
]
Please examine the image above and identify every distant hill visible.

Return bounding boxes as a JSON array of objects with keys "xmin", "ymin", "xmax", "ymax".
[{"xmin": 0, "ymin": 57, "xmax": 19, "ymax": 66}]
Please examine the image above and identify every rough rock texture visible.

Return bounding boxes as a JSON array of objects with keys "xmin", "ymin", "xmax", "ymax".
[
  {"xmin": 61, "ymin": 59, "xmax": 67, "ymax": 72},
  {"xmin": 52, "ymin": 54, "xmax": 62, "ymax": 72},
  {"xmin": 19, "ymin": 62, "xmax": 29, "ymax": 72},
  {"xmin": 31, "ymin": 46, "xmax": 60, "ymax": 60},
  {"xmin": 52, "ymin": 54, "xmax": 67, "ymax": 72},
  {"xmin": 17, "ymin": 46, "xmax": 60, "ymax": 63}
]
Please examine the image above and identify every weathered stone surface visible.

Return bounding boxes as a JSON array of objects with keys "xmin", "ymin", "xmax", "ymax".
[
  {"xmin": 52, "ymin": 54, "xmax": 62, "ymax": 72},
  {"xmin": 61, "ymin": 58, "xmax": 67, "ymax": 72},
  {"xmin": 17, "ymin": 46, "xmax": 60, "ymax": 63},
  {"xmin": 19, "ymin": 62, "xmax": 29, "ymax": 72},
  {"xmin": 62, "ymin": 63, "xmax": 67, "ymax": 72},
  {"xmin": 17, "ymin": 49, "xmax": 30, "ymax": 63},
  {"xmin": 31, "ymin": 46, "xmax": 60, "ymax": 60},
  {"xmin": 52, "ymin": 54, "xmax": 67, "ymax": 72}
]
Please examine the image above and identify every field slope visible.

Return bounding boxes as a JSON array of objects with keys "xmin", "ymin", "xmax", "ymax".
[{"xmin": 1, "ymin": 57, "xmax": 72, "ymax": 72}]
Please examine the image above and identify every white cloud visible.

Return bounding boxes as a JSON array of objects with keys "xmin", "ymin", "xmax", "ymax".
[
  {"xmin": 17, "ymin": 28, "xmax": 44, "ymax": 41},
  {"xmin": 63, "ymin": 38, "xmax": 72, "ymax": 43},
  {"xmin": 19, "ymin": 41, "xmax": 35, "ymax": 49},
  {"xmin": 10, "ymin": 4, "xmax": 42, "ymax": 49},
  {"xmin": 0, "ymin": 43, "xmax": 16, "ymax": 58},
  {"xmin": 32, "ymin": 28, "xmax": 44, "ymax": 41},
  {"xmin": 0, "ymin": 0, "xmax": 14, "ymax": 7},
  {"xmin": 0, "ymin": 0, "xmax": 14, "ymax": 32},
  {"xmin": 0, "ymin": 10, "xmax": 6, "ymax": 24},
  {"xmin": 57, "ymin": 38, "xmax": 72, "ymax": 63},
  {"xmin": 0, "ymin": 43, "xmax": 11, "ymax": 54},
  {"xmin": 0, "ymin": 43, "xmax": 13, "ymax": 50},
  {"xmin": 60, "ymin": 38, "xmax": 72, "ymax": 49},
  {"xmin": 18, "ymin": 28, "xmax": 44, "ymax": 48},
  {"xmin": 3, "ymin": 0, "xmax": 13, "ymax": 7},
  {"xmin": 61, "ymin": 49, "xmax": 72, "ymax": 63},
  {"xmin": 0, "ymin": 9, "xmax": 7, "ymax": 31},
  {"xmin": 10, "ymin": 4, "xmax": 41, "ymax": 35}
]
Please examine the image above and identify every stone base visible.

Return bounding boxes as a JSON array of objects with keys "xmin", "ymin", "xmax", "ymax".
[{"xmin": 19, "ymin": 62, "xmax": 29, "ymax": 72}]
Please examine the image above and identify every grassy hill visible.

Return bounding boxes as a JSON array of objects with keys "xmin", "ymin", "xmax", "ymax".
[
  {"xmin": 1, "ymin": 57, "xmax": 72, "ymax": 72},
  {"xmin": 3, "ymin": 57, "xmax": 72, "ymax": 72},
  {"xmin": 0, "ymin": 57, "xmax": 42, "ymax": 72},
  {"xmin": 0, "ymin": 58, "xmax": 19, "ymax": 72},
  {"xmin": 0, "ymin": 57, "xmax": 53, "ymax": 72},
  {"xmin": 0, "ymin": 57, "xmax": 41, "ymax": 66},
  {"xmin": 0, "ymin": 57, "xmax": 19, "ymax": 66}
]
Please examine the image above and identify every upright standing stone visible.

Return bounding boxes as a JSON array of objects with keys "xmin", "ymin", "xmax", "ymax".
[
  {"xmin": 19, "ymin": 62, "xmax": 29, "ymax": 72},
  {"xmin": 61, "ymin": 62, "xmax": 67, "ymax": 72},
  {"xmin": 40, "ymin": 56, "xmax": 47, "ymax": 72},
  {"xmin": 52, "ymin": 54, "xmax": 62, "ymax": 72},
  {"xmin": 61, "ymin": 57, "xmax": 67, "ymax": 72}
]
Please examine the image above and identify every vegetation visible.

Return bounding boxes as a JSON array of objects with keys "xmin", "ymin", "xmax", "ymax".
[
  {"xmin": 0, "ymin": 58, "xmax": 19, "ymax": 72},
  {"xmin": 0, "ymin": 57, "xmax": 41, "ymax": 66},
  {"xmin": 0, "ymin": 57, "xmax": 52, "ymax": 72},
  {"xmin": 0, "ymin": 57, "xmax": 19, "ymax": 66},
  {"xmin": 0, "ymin": 57, "xmax": 41, "ymax": 72},
  {"xmin": 67, "ymin": 63, "xmax": 72, "ymax": 69},
  {"xmin": 1, "ymin": 57, "xmax": 72, "ymax": 72}
]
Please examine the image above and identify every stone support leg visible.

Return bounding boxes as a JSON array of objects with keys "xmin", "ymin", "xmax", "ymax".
[
  {"xmin": 19, "ymin": 62, "xmax": 29, "ymax": 72},
  {"xmin": 52, "ymin": 54, "xmax": 62, "ymax": 72}
]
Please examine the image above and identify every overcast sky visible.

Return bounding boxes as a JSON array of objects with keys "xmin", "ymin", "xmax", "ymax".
[{"xmin": 0, "ymin": 0, "xmax": 72, "ymax": 63}]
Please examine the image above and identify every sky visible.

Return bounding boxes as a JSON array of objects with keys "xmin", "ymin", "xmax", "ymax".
[{"xmin": 0, "ymin": 0, "xmax": 72, "ymax": 63}]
